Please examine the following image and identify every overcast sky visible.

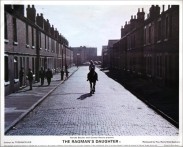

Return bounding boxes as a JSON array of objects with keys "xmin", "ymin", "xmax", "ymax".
[{"xmin": 32, "ymin": 3, "xmax": 171, "ymax": 55}]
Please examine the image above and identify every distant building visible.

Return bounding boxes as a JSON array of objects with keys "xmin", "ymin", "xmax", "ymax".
[
  {"xmin": 102, "ymin": 40, "xmax": 119, "ymax": 68},
  {"xmin": 71, "ymin": 46, "xmax": 97, "ymax": 65},
  {"xmin": 102, "ymin": 45, "xmax": 108, "ymax": 67},
  {"xmin": 4, "ymin": 5, "xmax": 73, "ymax": 95}
]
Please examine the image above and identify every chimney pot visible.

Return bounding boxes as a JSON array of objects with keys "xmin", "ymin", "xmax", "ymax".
[{"xmin": 138, "ymin": 8, "xmax": 140, "ymax": 12}]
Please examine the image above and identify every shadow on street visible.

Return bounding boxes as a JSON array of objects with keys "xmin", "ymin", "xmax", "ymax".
[{"xmin": 77, "ymin": 93, "xmax": 92, "ymax": 100}]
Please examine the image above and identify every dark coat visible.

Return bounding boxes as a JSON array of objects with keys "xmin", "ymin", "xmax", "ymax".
[
  {"xmin": 46, "ymin": 70, "xmax": 53, "ymax": 79},
  {"xmin": 19, "ymin": 69, "xmax": 24, "ymax": 78},
  {"xmin": 39, "ymin": 70, "xmax": 45, "ymax": 79},
  {"xmin": 27, "ymin": 71, "xmax": 33, "ymax": 81},
  {"xmin": 87, "ymin": 70, "xmax": 98, "ymax": 82}
]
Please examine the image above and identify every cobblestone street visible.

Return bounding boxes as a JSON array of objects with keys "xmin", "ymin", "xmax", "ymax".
[{"xmin": 6, "ymin": 66, "xmax": 178, "ymax": 136}]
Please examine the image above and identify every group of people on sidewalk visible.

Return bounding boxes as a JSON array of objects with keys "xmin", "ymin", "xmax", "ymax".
[
  {"xmin": 39, "ymin": 68, "xmax": 53, "ymax": 86},
  {"xmin": 19, "ymin": 67, "xmax": 54, "ymax": 90},
  {"xmin": 19, "ymin": 62, "xmax": 96, "ymax": 92}
]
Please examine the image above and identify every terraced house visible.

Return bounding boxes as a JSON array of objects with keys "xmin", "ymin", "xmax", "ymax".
[
  {"xmin": 4, "ymin": 5, "xmax": 73, "ymax": 95},
  {"xmin": 106, "ymin": 5, "xmax": 179, "ymax": 88}
]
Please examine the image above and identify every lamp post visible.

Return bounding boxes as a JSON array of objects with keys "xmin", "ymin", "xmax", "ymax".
[
  {"xmin": 61, "ymin": 44, "xmax": 64, "ymax": 80},
  {"xmin": 77, "ymin": 53, "xmax": 80, "ymax": 68},
  {"xmin": 65, "ymin": 45, "xmax": 66, "ymax": 68}
]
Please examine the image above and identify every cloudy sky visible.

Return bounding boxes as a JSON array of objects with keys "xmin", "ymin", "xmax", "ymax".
[{"xmin": 32, "ymin": 2, "xmax": 172, "ymax": 55}]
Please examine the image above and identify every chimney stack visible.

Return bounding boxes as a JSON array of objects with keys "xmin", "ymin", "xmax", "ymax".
[
  {"xmin": 27, "ymin": 5, "xmax": 36, "ymax": 23},
  {"xmin": 36, "ymin": 13, "xmax": 44, "ymax": 28},
  {"xmin": 13, "ymin": 5, "xmax": 24, "ymax": 16}
]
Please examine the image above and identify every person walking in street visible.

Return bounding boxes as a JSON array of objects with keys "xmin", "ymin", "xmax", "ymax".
[
  {"xmin": 89, "ymin": 60, "xmax": 95, "ymax": 71},
  {"xmin": 19, "ymin": 67, "xmax": 24, "ymax": 88},
  {"xmin": 88, "ymin": 60, "xmax": 98, "ymax": 94},
  {"xmin": 46, "ymin": 68, "xmax": 53, "ymax": 85},
  {"xmin": 39, "ymin": 67, "xmax": 45, "ymax": 86},
  {"xmin": 65, "ymin": 64, "xmax": 69, "ymax": 79},
  {"xmin": 27, "ymin": 68, "xmax": 33, "ymax": 90},
  {"xmin": 87, "ymin": 67, "xmax": 98, "ymax": 94}
]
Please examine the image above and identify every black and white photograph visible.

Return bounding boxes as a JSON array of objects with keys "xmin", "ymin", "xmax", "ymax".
[{"xmin": 1, "ymin": 0, "xmax": 182, "ymax": 146}]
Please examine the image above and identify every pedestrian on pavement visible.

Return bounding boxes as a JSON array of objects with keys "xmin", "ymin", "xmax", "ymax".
[
  {"xmin": 19, "ymin": 67, "xmax": 24, "ymax": 88},
  {"xmin": 61, "ymin": 68, "xmax": 64, "ymax": 80},
  {"xmin": 65, "ymin": 64, "xmax": 69, "ymax": 79},
  {"xmin": 87, "ymin": 67, "xmax": 98, "ymax": 94},
  {"xmin": 27, "ymin": 68, "xmax": 33, "ymax": 90},
  {"xmin": 46, "ymin": 68, "xmax": 53, "ymax": 85},
  {"xmin": 39, "ymin": 67, "xmax": 45, "ymax": 86},
  {"xmin": 89, "ymin": 60, "xmax": 95, "ymax": 71}
]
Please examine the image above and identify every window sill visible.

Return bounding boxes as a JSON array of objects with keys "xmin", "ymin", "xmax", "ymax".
[
  {"xmin": 138, "ymin": 72, "xmax": 142, "ymax": 75},
  {"xmin": 5, "ymin": 81, "xmax": 10, "ymax": 86},
  {"xmin": 147, "ymin": 74, "xmax": 152, "ymax": 78},
  {"xmin": 157, "ymin": 40, "xmax": 161, "ymax": 44},
  {"xmin": 14, "ymin": 79, "xmax": 19, "ymax": 83},
  {"xmin": 5, "ymin": 39, "xmax": 9, "ymax": 43},
  {"xmin": 164, "ymin": 38, "xmax": 168, "ymax": 42},
  {"xmin": 13, "ymin": 42, "xmax": 18, "ymax": 45},
  {"xmin": 32, "ymin": 46, "xmax": 35, "ymax": 49},
  {"xmin": 26, "ymin": 44, "xmax": 30, "ymax": 48}
]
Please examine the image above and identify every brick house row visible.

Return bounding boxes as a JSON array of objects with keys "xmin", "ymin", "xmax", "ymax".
[
  {"xmin": 4, "ymin": 5, "xmax": 73, "ymax": 95},
  {"xmin": 103, "ymin": 5, "xmax": 179, "ymax": 88}
]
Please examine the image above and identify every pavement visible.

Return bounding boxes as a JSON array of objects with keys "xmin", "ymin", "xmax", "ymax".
[
  {"xmin": 103, "ymin": 68, "xmax": 179, "ymax": 128},
  {"xmin": 5, "ymin": 66, "xmax": 178, "ymax": 136},
  {"xmin": 4, "ymin": 66, "xmax": 78, "ymax": 134}
]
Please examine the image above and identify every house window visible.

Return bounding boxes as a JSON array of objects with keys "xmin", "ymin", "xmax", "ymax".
[
  {"xmin": 158, "ymin": 20, "xmax": 161, "ymax": 41},
  {"xmin": 165, "ymin": 16, "xmax": 169, "ymax": 39},
  {"xmin": 39, "ymin": 32, "xmax": 42, "ymax": 49},
  {"xmin": 32, "ymin": 27, "xmax": 35, "ymax": 47},
  {"xmin": 51, "ymin": 39, "xmax": 54, "ymax": 52},
  {"xmin": 13, "ymin": 17, "xmax": 17, "ymax": 43},
  {"xmin": 149, "ymin": 26, "xmax": 151, "ymax": 43},
  {"xmin": 27, "ymin": 57, "xmax": 29, "ymax": 71},
  {"xmin": 4, "ymin": 12, "xmax": 8, "ymax": 40},
  {"xmin": 32, "ymin": 57, "xmax": 35, "ymax": 74},
  {"xmin": 47, "ymin": 36, "xmax": 49, "ymax": 51},
  {"xmin": 20, "ymin": 57, "xmax": 22, "ymax": 68},
  {"xmin": 45, "ymin": 35, "xmax": 47, "ymax": 49},
  {"xmin": 144, "ymin": 27, "xmax": 146, "ymax": 45},
  {"xmin": 14, "ymin": 57, "xmax": 18, "ymax": 79},
  {"xmin": 5, "ymin": 55, "xmax": 9, "ymax": 82},
  {"xmin": 26, "ymin": 24, "xmax": 29, "ymax": 45},
  {"xmin": 159, "ymin": 55, "xmax": 162, "ymax": 77},
  {"xmin": 54, "ymin": 41, "xmax": 56, "ymax": 53}
]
